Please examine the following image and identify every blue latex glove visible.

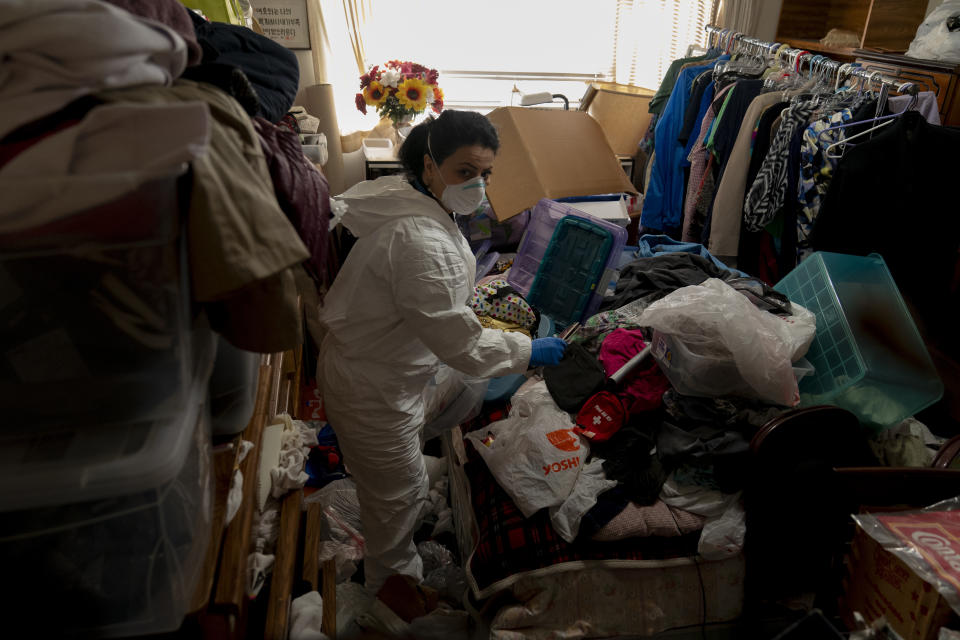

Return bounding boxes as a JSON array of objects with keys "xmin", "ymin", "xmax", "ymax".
[{"xmin": 530, "ymin": 337, "xmax": 567, "ymax": 367}]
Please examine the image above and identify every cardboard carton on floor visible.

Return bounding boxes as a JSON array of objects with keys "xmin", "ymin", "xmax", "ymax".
[
  {"xmin": 579, "ymin": 82, "xmax": 655, "ymax": 157},
  {"xmin": 843, "ymin": 512, "xmax": 960, "ymax": 640},
  {"xmin": 485, "ymin": 107, "xmax": 637, "ymax": 222}
]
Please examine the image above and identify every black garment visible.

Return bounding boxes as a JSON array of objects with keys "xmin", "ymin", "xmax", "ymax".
[
  {"xmin": 657, "ymin": 390, "xmax": 784, "ymax": 492},
  {"xmin": 746, "ymin": 101, "xmax": 789, "ymax": 190},
  {"xmin": 189, "ymin": 10, "xmax": 299, "ymax": 123},
  {"xmin": 591, "ymin": 414, "xmax": 666, "ymax": 506},
  {"xmin": 542, "ymin": 343, "xmax": 607, "ymax": 413},
  {"xmin": 679, "ymin": 71, "xmax": 713, "ymax": 146},
  {"xmin": 599, "ymin": 253, "xmax": 736, "ymax": 312},
  {"xmin": 699, "ymin": 79, "xmax": 764, "ymax": 245},
  {"xmin": 810, "ymin": 110, "xmax": 960, "ymax": 359},
  {"xmin": 710, "ymin": 79, "xmax": 764, "ymax": 173},
  {"xmin": 181, "ymin": 63, "xmax": 260, "ymax": 116},
  {"xmin": 777, "ymin": 125, "xmax": 805, "ymax": 277}
]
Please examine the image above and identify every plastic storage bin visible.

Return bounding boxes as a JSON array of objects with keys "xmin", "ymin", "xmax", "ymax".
[
  {"xmin": 210, "ymin": 336, "xmax": 261, "ymax": 436},
  {"xmin": 0, "ymin": 336, "xmax": 215, "ymax": 637},
  {"xmin": 774, "ymin": 252, "xmax": 943, "ymax": 427},
  {"xmin": 0, "ymin": 173, "xmax": 192, "ymax": 428},
  {"xmin": 361, "ymin": 137, "xmax": 394, "ymax": 160},
  {"xmin": 507, "ymin": 199, "xmax": 626, "ymax": 327}
]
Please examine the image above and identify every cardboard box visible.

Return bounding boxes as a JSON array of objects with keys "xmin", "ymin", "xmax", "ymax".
[
  {"xmin": 843, "ymin": 523, "xmax": 958, "ymax": 640},
  {"xmin": 580, "ymin": 82, "xmax": 655, "ymax": 157},
  {"xmin": 485, "ymin": 107, "xmax": 637, "ymax": 222}
]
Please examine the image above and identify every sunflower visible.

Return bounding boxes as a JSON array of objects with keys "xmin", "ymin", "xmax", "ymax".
[
  {"xmin": 396, "ymin": 77, "xmax": 429, "ymax": 112},
  {"xmin": 363, "ymin": 80, "xmax": 388, "ymax": 107}
]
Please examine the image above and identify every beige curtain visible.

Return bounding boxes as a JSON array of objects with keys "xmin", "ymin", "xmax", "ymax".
[
  {"xmin": 714, "ymin": 0, "xmax": 759, "ymax": 36},
  {"xmin": 342, "ymin": 0, "xmax": 371, "ymax": 74}
]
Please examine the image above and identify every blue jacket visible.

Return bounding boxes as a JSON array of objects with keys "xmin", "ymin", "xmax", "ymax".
[{"xmin": 641, "ymin": 57, "xmax": 726, "ymax": 234}]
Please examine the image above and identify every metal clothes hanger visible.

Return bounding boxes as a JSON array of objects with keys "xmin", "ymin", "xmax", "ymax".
[{"xmin": 818, "ymin": 81, "xmax": 918, "ymax": 158}]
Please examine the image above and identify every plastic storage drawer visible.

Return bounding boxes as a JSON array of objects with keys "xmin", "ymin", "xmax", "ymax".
[
  {"xmin": 0, "ymin": 337, "xmax": 214, "ymax": 637},
  {"xmin": 774, "ymin": 252, "xmax": 943, "ymax": 427},
  {"xmin": 0, "ymin": 173, "xmax": 192, "ymax": 428},
  {"xmin": 507, "ymin": 199, "xmax": 626, "ymax": 327}
]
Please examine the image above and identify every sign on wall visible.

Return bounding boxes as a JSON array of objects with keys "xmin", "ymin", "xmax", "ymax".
[{"xmin": 253, "ymin": 0, "xmax": 311, "ymax": 49}]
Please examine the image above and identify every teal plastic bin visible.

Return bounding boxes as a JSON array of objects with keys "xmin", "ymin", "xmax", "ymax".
[{"xmin": 774, "ymin": 252, "xmax": 943, "ymax": 428}]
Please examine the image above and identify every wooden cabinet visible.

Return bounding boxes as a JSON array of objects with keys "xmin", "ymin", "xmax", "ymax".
[
  {"xmin": 853, "ymin": 50, "xmax": 960, "ymax": 126},
  {"xmin": 776, "ymin": 0, "xmax": 927, "ymax": 57}
]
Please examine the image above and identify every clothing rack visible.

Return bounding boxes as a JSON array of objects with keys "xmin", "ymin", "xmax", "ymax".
[{"xmin": 703, "ymin": 25, "xmax": 919, "ymax": 98}]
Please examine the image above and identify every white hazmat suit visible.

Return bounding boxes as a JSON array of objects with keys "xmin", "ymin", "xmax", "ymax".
[{"xmin": 318, "ymin": 175, "xmax": 531, "ymax": 591}]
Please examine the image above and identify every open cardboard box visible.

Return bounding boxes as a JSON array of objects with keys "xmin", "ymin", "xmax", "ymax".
[
  {"xmin": 580, "ymin": 82, "xmax": 655, "ymax": 157},
  {"xmin": 485, "ymin": 107, "xmax": 637, "ymax": 222}
]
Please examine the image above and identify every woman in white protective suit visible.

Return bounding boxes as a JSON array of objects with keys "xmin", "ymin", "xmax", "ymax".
[{"xmin": 318, "ymin": 109, "xmax": 567, "ymax": 592}]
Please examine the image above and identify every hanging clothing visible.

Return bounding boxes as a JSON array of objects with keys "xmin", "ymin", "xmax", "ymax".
[
  {"xmin": 810, "ymin": 110, "xmax": 960, "ymax": 356},
  {"xmin": 643, "ymin": 56, "xmax": 727, "ymax": 233},
  {"xmin": 704, "ymin": 88, "xmax": 784, "ymax": 261},
  {"xmin": 319, "ymin": 175, "xmax": 531, "ymax": 592},
  {"xmin": 795, "ymin": 107, "xmax": 852, "ymax": 261},
  {"xmin": 682, "ymin": 83, "xmax": 734, "ymax": 242},
  {"xmin": 648, "ymin": 53, "xmax": 715, "ymax": 117},
  {"xmin": 254, "ymin": 116, "xmax": 331, "ymax": 287}
]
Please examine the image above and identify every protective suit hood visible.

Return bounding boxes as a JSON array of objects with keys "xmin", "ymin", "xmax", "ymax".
[{"xmin": 337, "ymin": 174, "xmax": 451, "ymax": 238}]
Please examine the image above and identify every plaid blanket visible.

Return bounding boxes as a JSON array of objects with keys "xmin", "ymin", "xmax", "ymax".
[{"xmin": 464, "ymin": 442, "xmax": 700, "ymax": 593}]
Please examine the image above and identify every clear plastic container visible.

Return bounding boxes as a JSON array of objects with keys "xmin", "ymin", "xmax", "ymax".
[
  {"xmin": 0, "ymin": 335, "xmax": 215, "ymax": 637},
  {"xmin": 652, "ymin": 330, "xmax": 814, "ymax": 400},
  {"xmin": 774, "ymin": 252, "xmax": 943, "ymax": 427},
  {"xmin": 0, "ymin": 173, "xmax": 192, "ymax": 429},
  {"xmin": 210, "ymin": 336, "xmax": 261, "ymax": 436},
  {"xmin": 507, "ymin": 199, "xmax": 626, "ymax": 327}
]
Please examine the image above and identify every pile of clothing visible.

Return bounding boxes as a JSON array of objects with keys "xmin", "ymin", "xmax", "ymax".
[
  {"xmin": 462, "ymin": 237, "xmax": 814, "ymax": 574},
  {"xmin": 0, "ymin": 0, "xmax": 332, "ymax": 355}
]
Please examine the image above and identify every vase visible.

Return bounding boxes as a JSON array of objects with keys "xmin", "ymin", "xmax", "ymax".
[{"xmin": 393, "ymin": 115, "xmax": 415, "ymax": 145}]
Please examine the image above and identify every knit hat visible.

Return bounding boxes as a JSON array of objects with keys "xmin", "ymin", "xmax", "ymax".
[{"xmin": 574, "ymin": 391, "xmax": 628, "ymax": 442}]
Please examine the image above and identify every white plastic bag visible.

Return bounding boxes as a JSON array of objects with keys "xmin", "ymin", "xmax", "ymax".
[
  {"xmin": 305, "ymin": 478, "xmax": 365, "ymax": 582},
  {"xmin": 698, "ymin": 498, "xmax": 746, "ymax": 560},
  {"xmin": 907, "ymin": 0, "xmax": 960, "ymax": 63},
  {"xmin": 640, "ymin": 278, "xmax": 816, "ymax": 406},
  {"xmin": 464, "ymin": 379, "xmax": 588, "ymax": 517}
]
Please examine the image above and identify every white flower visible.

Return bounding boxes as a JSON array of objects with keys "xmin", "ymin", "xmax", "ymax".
[
  {"xmin": 425, "ymin": 88, "xmax": 434, "ymax": 104},
  {"xmin": 380, "ymin": 69, "xmax": 401, "ymax": 88}
]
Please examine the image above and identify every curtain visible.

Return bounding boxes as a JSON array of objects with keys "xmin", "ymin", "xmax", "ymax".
[
  {"xmin": 609, "ymin": 0, "xmax": 718, "ymax": 90},
  {"xmin": 342, "ymin": 0, "xmax": 371, "ymax": 74},
  {"xmin": 714, "ymin": 0, "xmax": 759, "ymax": 37}
]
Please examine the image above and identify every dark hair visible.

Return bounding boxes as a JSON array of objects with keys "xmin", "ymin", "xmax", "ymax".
[{"xmin": 398, "ymin": 110, "xmax": 500, "ymax": 181}]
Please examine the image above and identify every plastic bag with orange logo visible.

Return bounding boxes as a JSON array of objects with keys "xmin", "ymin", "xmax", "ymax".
[{"xmin": 464, "ymin": 378, "xmax": 589, "ymax": 517}]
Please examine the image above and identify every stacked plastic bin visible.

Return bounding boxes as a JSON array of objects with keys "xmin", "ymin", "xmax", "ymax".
[
  {"xmin": 0, "ymin": 171, "xmax": 215, "ymax": 637},
  {"xmin": 774, "ymin": 252, "xmax": 943, "ymax": 428}
]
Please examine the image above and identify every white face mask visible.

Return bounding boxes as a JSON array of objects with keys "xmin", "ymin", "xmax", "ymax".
[
  {"xmin": 438, "ymin": 175, "xmax": 485, "ymax": 215},
  {"xmin": 428, "ymin": 135, "xmax": 486, "ymax": 215}
]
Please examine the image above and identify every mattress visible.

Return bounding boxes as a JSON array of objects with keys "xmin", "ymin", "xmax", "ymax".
[{"xmin": 443, "ymin": 425, "xmax": 745, "ymax": 638}]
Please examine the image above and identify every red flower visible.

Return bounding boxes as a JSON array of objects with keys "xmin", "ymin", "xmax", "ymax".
[
  {"xmin": 400, "ymin": 61, "xmax": 413, "ymax": 75},
  {"xmin": 425, "ymin": 69, "xmax": 438, "ymax": 85},
  {"xmin": 355, "ymin": 92, "xmax": 367, "ymax": 114}
]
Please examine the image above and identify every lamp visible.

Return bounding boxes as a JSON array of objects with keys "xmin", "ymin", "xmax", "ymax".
[{"xmin": 518, "ymin": 91, "xmax": 570, "ymax": 110}]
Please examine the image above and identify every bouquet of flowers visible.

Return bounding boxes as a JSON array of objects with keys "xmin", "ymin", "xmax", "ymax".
[{"xmin": 355, "ymin": 60, "xmax": 444, "ymax": 125}]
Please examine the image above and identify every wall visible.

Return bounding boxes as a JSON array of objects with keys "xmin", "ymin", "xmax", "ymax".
[
  {"xmin": 295, "ymin": 50, "xmax": 316, "ymax": 89},
  {"xmin": 755, "ymin": 0, "xmax": 785, "ymax": 40}
]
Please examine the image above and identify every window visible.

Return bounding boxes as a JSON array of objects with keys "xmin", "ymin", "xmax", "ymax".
[{"xmin": 327, "ymin": 0, "xmax": 715, "ymax": 132}]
